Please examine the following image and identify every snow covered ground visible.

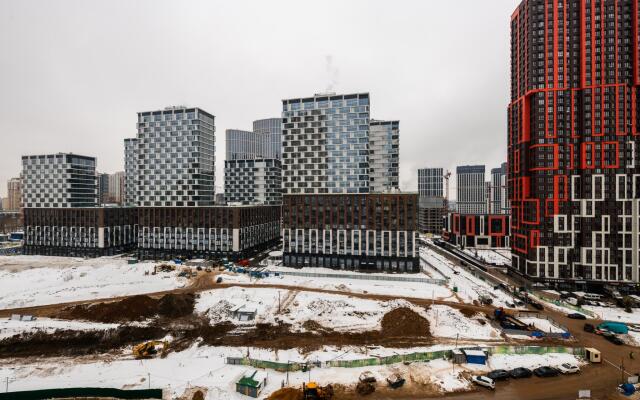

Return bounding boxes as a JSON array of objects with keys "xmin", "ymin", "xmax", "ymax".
[
  {"xmin": 463, "ymin": 249, "xmax": 511, "ymax": 266},
  {"xmin": 425, "ymin": 305, "xmax": 500, "ymax": 340},
  {"xmin": 0, "ymin": 317, "xmax": 118, "ymax": 339},
  {"xmin": 0, "ymin": 345, "xmax": 583, "ymax": 399},
  {"xmin": 420, "ymin": 247, "xmax": 519, "ymax": 309},
  {"xmin": 583, "ymin": 305, "xmax": 640, "ymax": 324},
  {"xmin": 519, "ymin": 317, "xmax": 565, "ymax": 333},
  {"xmin": 221, "ymin": 269, "xmax": 454, "ymax": 301},
  {"xmin": 485, "ymin": 353, "xmax": 583, "ymax": 371},
  {"xmin": 0, "ymin": 256, "xmax": 187, "ymax": 309},
  {"xmin": 196, "ymin": 287, "xmax": 428, "ymax": 333}
]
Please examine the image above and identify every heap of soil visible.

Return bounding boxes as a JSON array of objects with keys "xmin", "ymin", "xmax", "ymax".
[
  {"xmin": 267, "ymin": 388, "xmax": 302, "ymax": 400},
  {"xmin": 57, "ymin": 293, "xmax": 195, "ymax": 322},
  {"xmin": 381, "ymin": 307, "xmax": 430, "ymax": 337},
  {"xmin": 0, "ymin": 326, "xmax": 167, "ymax": 358},
  {"xmin": 356, "ymin": 381, "xmax": 376, "ymax": 396},
  {"xmin": 458, "ymin": 307, "xmax": 478, "ymax": 319}
]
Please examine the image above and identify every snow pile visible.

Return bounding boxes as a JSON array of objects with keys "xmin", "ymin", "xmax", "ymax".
[
  {"xmin": 0, "ymin": 256, "xmax": 186, "ymax": 309},
  {"xmin": 425, "ymin": 305, "xmax": 499, "ymax": 340}
]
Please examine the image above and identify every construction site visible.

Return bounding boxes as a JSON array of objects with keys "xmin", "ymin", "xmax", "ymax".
[{"xmin": 1, "ymin": 246, "xmax": 632, "ymax": 400}]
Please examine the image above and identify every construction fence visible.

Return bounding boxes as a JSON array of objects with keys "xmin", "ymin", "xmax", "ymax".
[
  {"xmin": 272, "ymin": 270, "xmax": 447, "ymax": 286},
  {"xmin": 226, "ymin": 346, "xmax": 584, "ymax": 371},
  {"xmin": 0, "ymin": 387, "xmax": 164, "ymax": 400}
]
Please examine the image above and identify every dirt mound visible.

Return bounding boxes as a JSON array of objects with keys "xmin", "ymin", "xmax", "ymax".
[
  {"xmin": 0, "ymin": 326, "xmax": 167, "ymax": 358},
  {"xmin": 356, "ymin": 381, "xmax": 376, "ymax": 396},
  {"xmin": 459, "ymin": 307, "xmax": 478, "ymax": 319},
  {"xmin": 267, "ymin": 388, "xmax": 302, "ymax": 400},
  {"xmin": 302, "ymin": 320, "xmax": 326, "ymax": 331},
  {"xmin": 57, "ymin": 294, "xmax": 195, "ymax": 323},
  {"xmin": 381, "ymin": 307, "xmax": 430, "ymax": 337},
  {"xmin": 158, "ymin": 293, "xmax": 195, "ymax": 318}
]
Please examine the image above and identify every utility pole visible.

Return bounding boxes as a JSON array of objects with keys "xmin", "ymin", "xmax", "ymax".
[
  {"xmin": 148, "ymin": 373, "xmax": 151, "ymax": 389},
  {"xmin": 5, "ymin": 377, "xmax": 8, "ymax": 393},
  {"xmin": 278, "ymin": 291, "xmax": 281, "ymax": 313},
  {"xmin": 455, "ymin": 333, "xmax": 459, "ymax": 349}
]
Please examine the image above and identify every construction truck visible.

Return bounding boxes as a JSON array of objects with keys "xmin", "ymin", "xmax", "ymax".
[
  {"xmin": 132, "ymin": 340, "xmax": 168, "ymax": 359},
  {"xmin": 302, "ymin": 382, "xmax": 333, "ymax": 400}
]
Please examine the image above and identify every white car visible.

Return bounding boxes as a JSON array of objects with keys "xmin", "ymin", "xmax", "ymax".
[
  {"xmin": 557, "ymin": 363, "xmax": 580, "ymax": 374},
  {"xmin": 471, "ymin": 375, "xmax": 495, "ymax": 389}
]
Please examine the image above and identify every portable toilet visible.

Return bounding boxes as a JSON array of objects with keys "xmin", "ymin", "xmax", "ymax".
[
  {"xmin": 462, "ymin": 349, "xmax": 487, "ymax": 365},
  {"xmin": 451, "ymin": 349, "xmax": 466, "ymax": 364},
  {"xmin": 585, "ymin": 348, "xmax": 601, "ymax": 363}
]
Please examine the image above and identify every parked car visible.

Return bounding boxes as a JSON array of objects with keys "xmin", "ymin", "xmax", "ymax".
[
  {"xmin": 359, "ymin": 371, "xmax": 377, "ymax": 383},
  {"xmin": 584, "ymin": 323, "xmax": 595, "ymax": 333},
  {"xmin": 606, "ymin": 334, "xmax": 624, "ymax": 345},
  {"xmin": 530, "ymin": 302, "xmax": 544, "ymax": 310},
  {"xmin": 487, "ymin": 369, "xmax": 510, "ymax": 380},
  {"xmin": 567, "ymin": 313, "xmax": 587, "ymax": 320},
  {"xmin": 216, "ymin": 276, "xmax": 223, "ymax": 283},
  {"xmin": 509, "ymin": 367, "xmax": 532, "ymax": 379},
  {"xmin": 471, "ymin": 375, "xmax": 495, "ymax": 390},
  {"xmin": 557, "ymin": 363, "xmax": 580, "ymax": 374},
  {"xmin": 533, "ymin": 366, "xmax": 559, "ymax": 377}
]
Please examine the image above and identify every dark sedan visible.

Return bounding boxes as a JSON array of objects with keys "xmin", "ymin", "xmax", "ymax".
[
  {"xmin": 605, "ymin": 334, "xmax": 624, "ymax": 345},
  {"xmin": 487, "ymin": 369, "xmax": 510, "ymax": 380},
  {"xmin": 567, "ymin": 313, "xmax": 587, "ymax": 320},
  {"xmin": 509, "ymin": 367, "xmax": 533, "ymax": 379},
  {"xmin": 533, "ymin": 366, "xmax": 559, "ymax": 377},
  {"xmin": 584, "ymin": 323, "xmax": 595, "ymax": 333}
]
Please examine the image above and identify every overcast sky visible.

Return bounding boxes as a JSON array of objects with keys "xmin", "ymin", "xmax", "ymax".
[{"xmin": 0, "ymin": 0, "xmax": 520, "ymax": 198}]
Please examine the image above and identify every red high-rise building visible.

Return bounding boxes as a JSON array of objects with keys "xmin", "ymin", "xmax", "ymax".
[{"xmin": 509, "ymin": 0, "xmax": 640, "ymax": 290}]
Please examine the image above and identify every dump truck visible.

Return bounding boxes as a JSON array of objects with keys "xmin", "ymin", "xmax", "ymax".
[
  {"xmin": 132, "ymin": 340, "xmax": 168, "ymax": 359},
  {"xmin": 302, "ymin": 382, "xmax": 333, "ymax": 400}
]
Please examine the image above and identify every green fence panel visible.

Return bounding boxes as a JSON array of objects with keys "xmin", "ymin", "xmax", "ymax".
[
  {"xmin": 0, "ymin": 388, "xmax": 163, "ymax": 400},
  {"xmin": 232, "ymin": 346, "xmax": 584, "ymax": 372}
]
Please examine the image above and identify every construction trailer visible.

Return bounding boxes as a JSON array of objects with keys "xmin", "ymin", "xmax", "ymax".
[
  {"xmin": 232, "ymin": 305, "xmax": 257, "ymax": 322},
  {"xmin": 585, "ymin": 348, "xmax": 601, "ymax": 363},
  {"xmin": 236, "ymin": 369, "xmax": 267, "ymax": 398},
  {"xmin": 461, "ymin": 349, "xmax": 487, "ymax": 365}
]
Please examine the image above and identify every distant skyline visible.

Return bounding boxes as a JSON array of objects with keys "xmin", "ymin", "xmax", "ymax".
[{"xmin": 0, "ymin": 0, "xmax": 519, "ymax": 198}]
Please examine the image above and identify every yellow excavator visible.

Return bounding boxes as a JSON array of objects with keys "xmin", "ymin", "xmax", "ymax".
[
  {"xmin": 302, "ymin": 382, "xmax": 333, "ymax": 400},
  {"xmin": 132, "ymin": 340, "xmax": 168, "ymax": 359}
]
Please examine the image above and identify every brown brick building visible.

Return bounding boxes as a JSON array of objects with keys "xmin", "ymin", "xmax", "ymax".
[
  {"xmin": 282, "ymin": 193, "xmax": 419, "ymax": 272},
  {"xmin": 23, "ymin": 207, "xmax": 137, "ymax": 257},
  {"xmin": 23, "ymin": 205, "xmax": 281, "ymax": 259}
]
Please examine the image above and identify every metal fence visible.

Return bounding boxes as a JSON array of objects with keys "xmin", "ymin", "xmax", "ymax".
[
  {"xmin": 226, "ymin": 346, "xmax": 584, "ymax": 371},
  {"xmin": 271, "ymin": 270, "xmax": 447, "ymax": 286},
  {"xmin": 0, "ymin": 388, "xmax": 163, "ymax": 400},
  {"xmin": 0, "ymin": 246, "xmax": 22, "ymax": 256}
]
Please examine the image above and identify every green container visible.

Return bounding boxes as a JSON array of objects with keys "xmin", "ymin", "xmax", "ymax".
[
  {"xmin": 453, "ymin": 286, "xmax": 458, "ymax": 292},
  {"xmin": 127, "ymin": 259, "xmax": 138, "ymax": 264}
]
